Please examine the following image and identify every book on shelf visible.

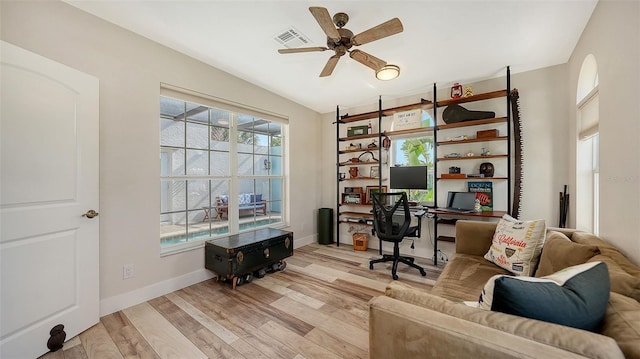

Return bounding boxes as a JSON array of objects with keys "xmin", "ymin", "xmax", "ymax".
[{"xmin": 468, "ymin": 181, "xmax": 493, "ymax": 211}]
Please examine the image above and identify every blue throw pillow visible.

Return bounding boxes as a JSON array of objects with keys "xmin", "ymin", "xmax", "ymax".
[{"xmin": 478, "ymin": 261, "xmax": 610, "ymax": 332}]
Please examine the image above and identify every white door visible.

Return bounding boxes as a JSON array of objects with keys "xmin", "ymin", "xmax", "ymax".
[{"xmin": 0, "ymin": 41, "xmax": 100, "ymax": 359}]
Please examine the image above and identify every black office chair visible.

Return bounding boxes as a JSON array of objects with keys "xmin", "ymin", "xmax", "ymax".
[{"xmin": 369, "ymin": 192, "xmax": 427, "ymax": 280}]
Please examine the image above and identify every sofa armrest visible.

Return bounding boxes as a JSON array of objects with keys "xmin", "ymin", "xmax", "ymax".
[
  {"xmin": 455, "ymin": 220, "xmax": 498, "ymax": 256},
  {"xmin": 370, "ymin": 289, "xmax": 624, "ymax": 359}
]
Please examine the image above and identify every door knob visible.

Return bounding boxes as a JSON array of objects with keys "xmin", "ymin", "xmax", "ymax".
[{"xmin": 82, "ymin": 210, "xmax": 99, "ymax": 219}]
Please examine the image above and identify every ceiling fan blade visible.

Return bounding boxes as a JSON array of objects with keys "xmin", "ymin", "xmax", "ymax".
[
  {"xmin": 278, "ymin": 47, "xmax": 329, "ymax": 54},
  {"xmin": 352, "ymin": 18, "xmax": 404, "ymax": 46},
  {"xmin": 349, "ymin": 50, "xmax": 387, "ymax": 71},
  {"xmin": 320, "ymin": 55, "xmax": 340, "ymax": 77},
  {"xmin": 309, "ymin": 7, "xmax": 341, "ymax": 42}
]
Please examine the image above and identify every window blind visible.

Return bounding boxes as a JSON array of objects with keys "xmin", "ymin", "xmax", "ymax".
[{"xmin": 578, "ymin": 86, "xmax": 599, "ymax": 140}]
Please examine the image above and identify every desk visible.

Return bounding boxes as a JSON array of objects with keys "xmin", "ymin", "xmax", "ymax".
[{"xmin": 428, "ymin": 209, "xmax": 507, "ymax": 265}]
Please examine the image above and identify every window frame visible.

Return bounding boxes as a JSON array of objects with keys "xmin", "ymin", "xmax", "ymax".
[
  {"xmin": 159, "ymin": 86, "xmax": 288, "ymax": 255},
  {"xmin": 389, "ymin": 133, "xmax": 435, "ymax": 205}
]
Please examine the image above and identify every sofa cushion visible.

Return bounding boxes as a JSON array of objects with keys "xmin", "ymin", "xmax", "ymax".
[
  {"xmin": 239, "ymin": 193, "xmax": 252, "ymax": 205},
  {"xmin": 588, "ymin": 255, "xmax": 640, "ymax": 303},
  {"xmin": 535, "ymin": 231, "xmax": 600, "ymax": 277},
  {"xmin": 601, "ymin": 292, "xmax": 640, "ymax": 359},
  {"xmin": 431, "ymin": 253, "xmax": 511, "ymax": 302},
  {"xmin": 383, "ymin": 282, "xmax": 625, "ymax": 359},
  {"xmin": 479, "ymin": 261, "xmax": 610, "ymax": 332},
  {"xmin": 484, "ymin": 214, "xmax": 546, "ymax": 276}
]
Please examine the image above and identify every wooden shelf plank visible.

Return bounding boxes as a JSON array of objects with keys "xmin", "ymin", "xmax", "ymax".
[
  {"xmin": 339, "ymin": 146, "xmax": 380, "ymax": 154},
  {"xmin": 383, "ymin": 126, "xmax": 434, "ymax": 137},
  {"xmin": 339, "ymin": 220, "xmax": 373, "ymax": 226},
  {"xmin": 381, "ymin": 99, "xmax": 434, "ymax": 116},
  {"xmin": 436, "ymin": 90, "xmax": 507, "ymax": 107},
  {"xmin": 429, "ymin": 209, "xmax": 508, "ymax": 218},
  {"xmin": 436, "ymin": 177, "xmax": 508, "ymax": 180},
  {"xmin": 340, "ymin": 98, "xmax": 434, "ymax": 123},
  {"xmin": 340, "ymin": 111, "xmax": 379, "ymax": 123},
  {"xmin": 339, "ymin": 133, "xmax": 379, "ymax": 141},
  {"xmin": 437, "ymin": 154, "xmax": 507, "ymax": 161},
  {"xmin": 339, "ymin": 203, "xmax": 374, "ymax": 207},
  {"xmin": 340, "ymin": 211, "xmax": 373, "ymax": 218},
  {"xmin": 339, "ymin": 161, "xmax": 379, "ymax": 166},
  {"xmin": 339, "ymin": 177, "xmax": 384, "ymax": 182},
  {"xmin": 437, "ymin": 136, "xmax": 508, "ymax": 145},
  {"xmin": 436, "ymin": 117, "xmax": 508, "ymax": 130}
]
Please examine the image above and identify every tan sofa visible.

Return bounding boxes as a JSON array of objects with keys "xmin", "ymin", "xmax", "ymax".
[{"xmin": 369, "ymin": 220, "xmax": 640, "ymax": 359}]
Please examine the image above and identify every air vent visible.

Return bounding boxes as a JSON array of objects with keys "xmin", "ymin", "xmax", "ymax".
[{"xmin": 273, "ymin": 27, "xmax": 311, "ymax": 49}]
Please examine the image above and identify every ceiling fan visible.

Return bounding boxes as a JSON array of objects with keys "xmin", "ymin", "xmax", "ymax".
[{"xmin": 278, "ymin": 7, "xmax": 403, "ymax": 77}]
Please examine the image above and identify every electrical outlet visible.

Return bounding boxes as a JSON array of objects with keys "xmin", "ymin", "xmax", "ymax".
[{"xmin": 123, "ymin": 264, "xmax": 135, "ymax": 279}]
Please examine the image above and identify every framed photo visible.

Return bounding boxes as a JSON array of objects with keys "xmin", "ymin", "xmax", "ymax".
[
  {"xmin": 366, "ymin": 185, "xmax": 387, "ymax": 204},
  {"xmin": 370, "ymin": 166, "xmax": 380, "ymax": 178}
]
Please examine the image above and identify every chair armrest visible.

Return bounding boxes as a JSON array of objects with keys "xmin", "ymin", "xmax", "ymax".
[{"xmin": 455, "ymin": 220, "xmax": 498, "ymax": 256}]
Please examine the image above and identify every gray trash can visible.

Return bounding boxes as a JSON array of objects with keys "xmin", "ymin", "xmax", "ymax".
[{"xmin": 317, "ymin": 208, "xmax": 334, "ymax": 245}]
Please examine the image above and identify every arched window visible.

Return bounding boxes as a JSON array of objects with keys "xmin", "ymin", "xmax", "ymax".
[{"xmin": 576, "ymin": 54, "xmax": 599, "ymax": 234}]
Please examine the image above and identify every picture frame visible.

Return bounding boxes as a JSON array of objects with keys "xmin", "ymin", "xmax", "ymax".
[
  {"xmin": 365, "ymin": 185, "xmax": 387, "ymax": 204},
  {"xmin": 370, "ymin": 166, "xmax": 380, "ymax": 178}
]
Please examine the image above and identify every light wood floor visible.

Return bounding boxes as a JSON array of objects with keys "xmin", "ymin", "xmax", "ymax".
[{"xmin": 40, "ymin": 243, "xmax": 443, "ymax": 359}]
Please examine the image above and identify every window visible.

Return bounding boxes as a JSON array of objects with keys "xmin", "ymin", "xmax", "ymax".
[
  {"xmin": 390, "ymin": 133, "xmax": 435, "ymax": 204},
  {"xmin": 576, "ymin": 54, "xmax": 599, "ymax": 233},
  {"xmin": 160, "ymin": 89, "xmax": 286, "ymax": 251}
]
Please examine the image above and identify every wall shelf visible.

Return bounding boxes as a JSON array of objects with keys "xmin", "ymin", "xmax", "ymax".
[
  {"xmin": 437, "ymin": 154, "xmax": 508, "ymax": 161},
  {"xmin": 383, "ymin": 126, "xmax": 434, "ymax": 137},
  {"xmin": 437, "ymin": 136, "xmax": 508, "ymax": 145},
  {"xmin": 436, "ymin": 90, "xmax": 507, "ymax": 107},
  {"xmin": 436, "ymin": 117, "xmax": 507, "ymax": 130},
  {"xmin": 430, "ymin": 69, "xmax": 512, "ymax": 265}
]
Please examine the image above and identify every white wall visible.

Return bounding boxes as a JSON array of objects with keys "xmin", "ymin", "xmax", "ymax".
[
  {"xmin": 319, "ymin": 65, "xmax": 571, "ymax": 261},
  {"xmin": 568, "ymin": 0, "xmax": 640, "ymax": 264},
  {"xmin": 1, "ymin": 1, "xmax": 322, "ymax": 314}
]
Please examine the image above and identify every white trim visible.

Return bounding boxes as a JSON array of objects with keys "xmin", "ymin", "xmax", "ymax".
[
  {"xmin": 161, "ymin": 83, "xmax": 288, "ymax": 124},
  {"xmin": 101, "ymin": 232, "xmax": 315, "ymax": 316},
  {"xmin": 99, "ymin": 268, "xmax": 215, "ymax": 316},
  {"xmin": 577, "ymin": 85, "xmax": 599, "ymax": 109}
]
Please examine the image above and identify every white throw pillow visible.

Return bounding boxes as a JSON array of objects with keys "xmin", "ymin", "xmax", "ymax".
[{"xmin": 484, "ymin": 214, "xmax": 546, "ymax": 276}]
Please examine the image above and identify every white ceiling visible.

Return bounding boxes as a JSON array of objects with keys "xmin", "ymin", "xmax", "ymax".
[{"xmin": 66, "ymin": 0, "xmax": 597, "ymax": 114}]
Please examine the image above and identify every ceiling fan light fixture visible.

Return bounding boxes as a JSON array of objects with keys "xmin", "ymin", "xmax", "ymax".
[{"xmin": 376, "ymin": 64, "xmax": 400, "ymax": 81}]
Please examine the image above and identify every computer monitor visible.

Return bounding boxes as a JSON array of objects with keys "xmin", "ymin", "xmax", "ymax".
[{"xmin": 389, "ymin": 166, "xmax": 429, "ymax": 190}]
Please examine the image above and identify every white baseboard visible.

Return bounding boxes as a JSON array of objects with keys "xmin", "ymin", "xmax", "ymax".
[
  {"xmin": 99, "ymin": 268, "xmax": 215, "ymax": 317},
  {"xmin": 294, "ymin": 233, "xmax": 315, "ymax": 248},
  {"xmin": 100, "ymin": 233, "xmax": 317, "ymax": 316}
]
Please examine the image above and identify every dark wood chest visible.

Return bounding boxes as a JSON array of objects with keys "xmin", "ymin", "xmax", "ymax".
[{"xmin": 205, "ymin": 228, "xmax": 293, "ymax": 287}]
